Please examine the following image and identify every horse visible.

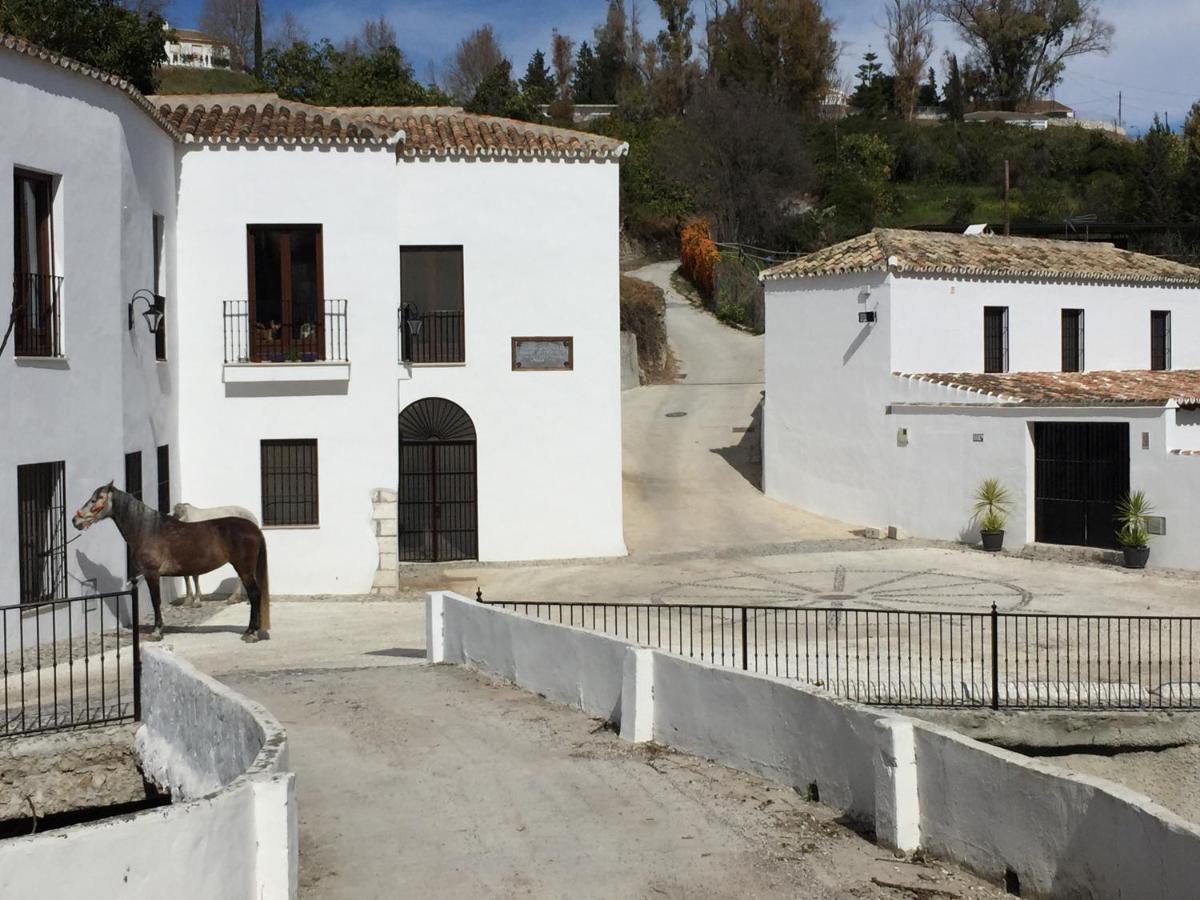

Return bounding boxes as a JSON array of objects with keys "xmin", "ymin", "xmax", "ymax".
[
  {"xmin": 73, "ymin": 482, "xmax": 270, "ymax": 643},
  {"xmin": 172, "ymin": 502, "xmax": 259, "ymax": 607}
]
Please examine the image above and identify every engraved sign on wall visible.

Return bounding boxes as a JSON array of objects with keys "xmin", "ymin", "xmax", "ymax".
[{"xmin": 512, "ymin": 337, "xmax": 573, "ymax": 371}]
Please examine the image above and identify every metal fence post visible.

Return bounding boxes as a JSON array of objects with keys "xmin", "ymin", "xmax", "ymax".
[
  {"xmin": 132, "ymin": 588, "xmax": 142, "ymax": 722},
  {"xmin": 990, "ymin": 602, "xmax": 1000, "ymax": 711},
  {"xmin": 741, "ymin": 607, "xmax": 749, "ymax": 671}
]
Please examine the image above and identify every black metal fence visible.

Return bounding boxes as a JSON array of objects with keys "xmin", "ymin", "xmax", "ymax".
[
  {"xmin": 222, "ymin": 298, "xmax": 348, "ymax": 363},
  {"xmin": 2, "ymin": 591, "xmax": 141, "ymax": 737},
  {"xmin": 481, "ymin": 599, "xmax": 1200, "ymax": 711},
  {"xmin": 12, "ymin": 273, "xmax": 63, "ymax": 358},
  {"xmin": 399, "ymin": 307, "xmax": 465, "ymax": 364}
]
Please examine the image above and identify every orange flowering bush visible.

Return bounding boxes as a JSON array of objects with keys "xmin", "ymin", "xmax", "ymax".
[{"xmin": 679, "ymin": 218, "xmax": 719, "ymax": 300}]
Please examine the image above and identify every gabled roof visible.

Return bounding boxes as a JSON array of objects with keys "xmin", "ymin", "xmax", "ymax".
[
  {"xmin": 153, "ymin": 93, "xmax": 392, "ymax": 145},
  {"xmin": 152, "ymin": 94, "xmax": 629, "ymax": 157},
  {"xmin": 899, "ymin": 370, "xmax": 1200, "ymax": 408},
  {"xmin": 761, "ymin": 229, "xmax": 1200, "ymax": 287},
  {"xmin": 351, "ymin": 107, "xmax": 627, "ymax": 159},
  {"xmin": 168, "ymin": 28, "xmax": 229, "ymax": 47}
]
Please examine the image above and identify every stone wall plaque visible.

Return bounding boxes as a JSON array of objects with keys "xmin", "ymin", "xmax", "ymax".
[{"xmin": 512, "ymin": 337, "xmax": 573, "ymax": 371}]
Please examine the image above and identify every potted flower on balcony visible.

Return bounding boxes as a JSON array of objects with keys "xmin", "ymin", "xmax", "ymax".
[
  {"xmin": 972, "ymin": 477, "xmax": 1011, "ymax": 552},
  {"xmin": 1115, "ymin": 490, "xmax": 1154, "ymax": 569}
]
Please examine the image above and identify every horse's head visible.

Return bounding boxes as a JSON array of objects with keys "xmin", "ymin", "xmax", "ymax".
[
  {"xmin": 173, "ymin": 501, "xmax": 191, "ymax": 519},
  {"xmin": 73, "ymin": 482, "xmax": 116, "ymax": 530}
]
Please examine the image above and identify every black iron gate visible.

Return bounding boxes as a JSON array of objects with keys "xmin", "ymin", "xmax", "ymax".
[
  {"xmin": 1034, "ymin": 422, "xmax": 1129, "ymax": 549},
  {"xmin": 398, "ymin": 398, "xmax": 478, "ymax": 562}
]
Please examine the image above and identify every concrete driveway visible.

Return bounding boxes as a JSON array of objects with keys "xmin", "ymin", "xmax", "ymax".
[{"xmin": 619, "ymin": 261, "xmax": 855, "ymax": 555}]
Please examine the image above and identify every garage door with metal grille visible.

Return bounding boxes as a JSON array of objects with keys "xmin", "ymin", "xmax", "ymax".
[{"xmin": 1034, "ymin": 422, "xmax": 1129, "ymax": 550}]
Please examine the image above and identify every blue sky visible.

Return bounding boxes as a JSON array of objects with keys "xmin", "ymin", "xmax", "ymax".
[{"xmin": 165, "ymin": 0, "xmax": 1198, "ymax": 134}]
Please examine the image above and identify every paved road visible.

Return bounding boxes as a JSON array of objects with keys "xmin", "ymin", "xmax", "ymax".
[{"xmin": 619, "ymin": 261, "xmax": 854, "ymax": 555}]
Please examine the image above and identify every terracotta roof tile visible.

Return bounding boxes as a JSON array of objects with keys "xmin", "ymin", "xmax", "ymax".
[
  {"xmin": 899, "ymin": 370, "xmax": 1200, "ymax": 407},
  {"xmin": 152, "ymin": 93, "xmax": 392, "ymax": 145},
  {"xmin": 762, "ymin": 229, "xmax": 1200, "ymax": 286}
]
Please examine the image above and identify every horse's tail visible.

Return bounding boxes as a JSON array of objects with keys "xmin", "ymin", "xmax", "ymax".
[{"xmin": 256, "ymin": 536, "xmax": 270, "ymax": 631}]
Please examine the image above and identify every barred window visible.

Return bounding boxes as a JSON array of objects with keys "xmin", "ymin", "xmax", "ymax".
[
  {"xmin": 157, "ymin": 445, "xmax": 170, "ymax": 515},
  {"xmin": 1061, "ymin": 309, "xmax": 1084, "ymax": 372},
  {"xmin": 1151, "ymin": 311, "xmax": 1171, "ymax": 371},
  {"xmin": 261, "ymin": 439, "xmax": 319, "ymax": 526},
  {"xmin": 983, "ymin": 306, "xmax": 1009, "ymax": 374},
  {"xmin": 17, "ymin": 460, "xmax": 66, "ymax": 605}
]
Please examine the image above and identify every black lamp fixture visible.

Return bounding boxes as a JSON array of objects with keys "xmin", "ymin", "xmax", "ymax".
[
  {"xmin": 129, "ymin": 289, "xmax": 165, "ymax": 335},
  {"xmin": 401, "ymin": 302, "xmax": 423, "ymax": 337}
]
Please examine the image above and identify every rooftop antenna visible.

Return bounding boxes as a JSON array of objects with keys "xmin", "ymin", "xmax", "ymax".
[{"xmin": 1064, "ymin": 213, "xmax": 1098, "ymax": 240}]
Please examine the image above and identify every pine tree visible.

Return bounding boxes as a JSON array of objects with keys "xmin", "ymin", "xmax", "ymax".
[
  {"xmin": 572, "ymin": 41, "xmax": 603, "ymax": 103},
  {"xmin": 943, "ymin": 54, "xmax": 965, "ymax": 122},
  {"xmin": 917, "ymin": 66, "xmax": 939, "ymax": 107},
  {"xmin": 521, "ymin": 49, "xmax": 556, "ymax": 106}
]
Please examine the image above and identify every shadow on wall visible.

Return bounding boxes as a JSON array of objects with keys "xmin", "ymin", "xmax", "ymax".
[
  {"xmin": 711, "ymin": 393, "xmax": 764, "ymax": 490},
  {"xmin": 74, "ymin": 550, "xmax": 123, "ymax": 595},
  {"xmin": 224, "ymin": 380, "xmax": 349, "ymax": 399},
  {"xmin": 842, "ymin": 322, "xmax": 873, "ymax": 366}
]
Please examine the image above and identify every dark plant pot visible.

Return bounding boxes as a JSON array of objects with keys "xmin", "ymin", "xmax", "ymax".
[
  {"xmin": 1122, "ymin": 546, "xmax": 1150, "ymax": 569},
  {"xmin": 980, "ymin": 530, "xmax": 1005, "ymax": 552},
  {"xmin": 301, "ymin": 352, "xmax": 317, "ymax": 362},
  {"xmin": 268, "ymin": 351, "xmax": 285, "ymax": 363}
]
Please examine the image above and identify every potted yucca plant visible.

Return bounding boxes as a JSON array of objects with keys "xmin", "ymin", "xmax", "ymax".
[
  {"xmin": 972, "ymin": 478, "xmax": 1011, "ymax": 552},
  {"xmin": 1115, "ymin": 490, "xmax": 1154, "ymax": 569}
]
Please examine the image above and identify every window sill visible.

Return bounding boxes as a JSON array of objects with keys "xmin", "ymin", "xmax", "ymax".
[
  {"xmin": 224, "ymin": 361, "xmax": 350, "ymax": 384},
  {"xmin": 261, "ymin": 524, "xmax": 320, "ymax": 530},
  {"xmin": 406, "ymin": 361, "xmax": 467, "ymax": 368},
  {"xmin": 14, "ymin": 356, "xmax": 69, "ymax": 369}
]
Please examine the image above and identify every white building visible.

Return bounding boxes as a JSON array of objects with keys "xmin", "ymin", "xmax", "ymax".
[
  {"xmin": 762, "ymin": 228, "xmax": 1200, "ymax": 570},
  {"xmin": 1, "ymin": 36, "xmax": 627, "ymax": 604},
  {"xmin": 163, "ymin": 27, "xmax": 232, "ymax": 70}
]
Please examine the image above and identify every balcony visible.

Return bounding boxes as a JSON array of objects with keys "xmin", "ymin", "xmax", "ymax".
[
  {"xmin": 398, "ymin": 307, "xmax": 465, "ymax": 364},
  {"xmin": 11, "ymin": 273, "xmax": 63, "ymax": 359},
  {"xmin": 222, "ymin": 298, "xmax": 349, "ymax": 384}
]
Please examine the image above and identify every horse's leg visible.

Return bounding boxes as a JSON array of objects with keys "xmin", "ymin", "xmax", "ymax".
[
  {"xmin": 188, "ymin": 575, "xmax": 202, "ymax": 608},
  {"xmin": 233, "ymin": 556, "xmax": 261, "ymax": 643},
  {"xmin": 225, "ymin": 578, "xmax": 243, "ymax": 605},
  {"xmin": 144, "ymin": 573, "xmax": 164, "ymax": 641}
]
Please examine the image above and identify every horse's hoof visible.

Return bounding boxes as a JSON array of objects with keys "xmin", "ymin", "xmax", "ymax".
[
  {"xmin": 147, "ymin": 630, "xmax": 164, "ymax": 642},
  {"xmin": 225, "ymin": 596, "xmax": 243, "ymax": 606},
  {"xmin": 169, "ymin": 598, "xmax": 186, "ymax": 607},
  {"xmin": 241, "ymin": 631, "xmax": 260, "ymax": 643}
]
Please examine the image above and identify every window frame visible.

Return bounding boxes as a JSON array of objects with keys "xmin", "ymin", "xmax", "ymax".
[
  {"xmin": 157, "ymin": 445, "xmax": 171, "ymax": 515},
  {"xmin": 983, "ymin": 306, "xmax": 1009, "ymax": 374},
  {"xmin": 260, "ymin": 439, "xmax": 320, "ymax": 527},
  {"xmin": 153, "ymin": 213, "xmax": 167, "ymax": 361},
  {"xmin": 16, "ymin": 460, "xmax": 67, "ymax": 605},
  {"xmin": 399, "ymin": 245, "xmax": 465, "ymax": 364},
  {"xmin": 125, "ymin": 451, "xmax": 143, "ymax": 578},
  {"xmin": 1151, "ymin": 310, "xmax": 1171, "ymax": 371},
  {"xmin": 1061, "ymin": 308, "xmax": 1084, "ymax": 373},
  {"xmin": 12, "ymin": 168, "xmax": 59, "ymax": 358},
  {"xmin": 246, "ymin": 224, "xmax": 325, "ymax": 363}
]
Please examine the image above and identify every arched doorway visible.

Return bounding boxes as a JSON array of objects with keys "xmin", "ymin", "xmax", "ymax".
[{"xmin": 398, "ymin": 397, "xmax": 478, "ymax": 562}]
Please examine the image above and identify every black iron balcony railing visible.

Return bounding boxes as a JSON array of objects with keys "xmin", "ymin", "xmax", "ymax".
[
  {"xmin": 11, "ymin": 273, "xmax": 63, "ymax": 358},
  {"xmin": 223, "ymin": 299, "xmax": 348, "ymax": 363},
  {"xmin": 399, "ymin": 307, "xmax": 465, "ymax": 364}
]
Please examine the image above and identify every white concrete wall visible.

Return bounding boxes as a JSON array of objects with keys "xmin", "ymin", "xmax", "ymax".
[
  {"xmin": 0, "ymin": 50, "xmax": 178, "ymax": 602},
  {"xmin": 891, "ymin": 276, "xmax": 1200, "ymax": 375},
  {"xmin": 0, "ymin": 646, "xmax": 297, "ymax": 899},
  {"xmin": 175, "ymin": 148, "xmax": 625, "ymax": 594},
  {"xmin": 433, "ymin": 590, "xmax": 1200, "ymax": 898}
]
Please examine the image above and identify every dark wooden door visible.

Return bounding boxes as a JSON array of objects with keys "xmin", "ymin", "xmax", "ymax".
[
  {"xmin": 1034, "ymin": 422, "xmax": 1129, "ymax": 549},
  {"xmin": 398, "ymin": 398, "xmax": 478, "ymax": 562},
  {"xmin": 247, "ymin": 225, "xmax": 324, "ymax": 362}
]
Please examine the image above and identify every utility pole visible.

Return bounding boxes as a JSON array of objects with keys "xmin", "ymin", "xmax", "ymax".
[
  {"xmin": 1003, "ymin": 160, "xmax": 1011, "ymax": 237},
  {"xmin": 1118, "ymin": 91, "xmax": 1123, "ymax": 129}
]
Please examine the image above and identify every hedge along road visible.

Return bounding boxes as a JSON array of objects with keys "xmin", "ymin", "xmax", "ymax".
[{"xmin": 619, "ymin": 260, "xmax": 856, "ymax": 556}]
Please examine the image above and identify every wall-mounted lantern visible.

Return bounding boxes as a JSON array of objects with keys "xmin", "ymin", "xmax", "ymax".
[
  {"xmin": 128, "ymin": 289, "xmax": 165, "ymax": 335},
  {"xmin": 858, "ymin": 311, "xmax": 876, "ymax": 324}
]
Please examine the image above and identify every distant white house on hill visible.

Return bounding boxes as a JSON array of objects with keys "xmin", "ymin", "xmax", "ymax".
[
  {"xmin": 761, "ymin": 228, "xmax": 1200, "ymax": 570},
  {"xmin": 163, "ymin": 25, "xmax": 232, "ymax": 69}
]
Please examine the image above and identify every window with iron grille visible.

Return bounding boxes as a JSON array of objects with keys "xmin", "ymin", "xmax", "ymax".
[
  {"xmin": 261, "ymin": 439, "xmax": 319, "ymax": 526},
  {"xmin": 1151, "ymin": 310, "xmax": 1171, "ymax": 371},
  {"xmin": 12, "ymin": 168, "xmax": 61, "ymax": 358},
  {"xmin": 17, "ymin": 461, "xmax": 66, "ymax": 605},
  {"xmin": 1061, "ymin": 309, "xmax": 1084, "ymax": 372},
  {"xmin": 157, "ymin": 445, "xmax": 171, "ymax": 515},
  {"xmin": 400, "ymin": 246, "xmax": 465, "ymax": 363},
  {"xmin": 153, "ymin": 213, "xmax": 166, "ymax": 361},
  {"xmin": 984, "ymin": 306, "xmax": 1009, "ymax": 373},
  {"xmin": 125, "ymin": 451, "xmax": 142, "ymax": 578}
]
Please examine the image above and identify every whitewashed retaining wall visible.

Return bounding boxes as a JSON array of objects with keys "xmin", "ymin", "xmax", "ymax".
[
  {"xmin": 430, "ymin": 590, "xmax": 1200, "ymax": 898},
  {"xmin": 0, "ymin": 646, "xmax": 297, "ymax": 899}
]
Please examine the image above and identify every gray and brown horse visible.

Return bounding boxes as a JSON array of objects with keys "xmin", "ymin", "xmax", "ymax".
[{"xmin": 73, "ymin": 482, "xmax": 270, "ymax": 642}]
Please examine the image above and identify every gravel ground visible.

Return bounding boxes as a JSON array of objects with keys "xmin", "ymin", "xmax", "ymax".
[{"xmin": 219, "ymin": 663, "xmax": 1007, "ymax": 900}]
